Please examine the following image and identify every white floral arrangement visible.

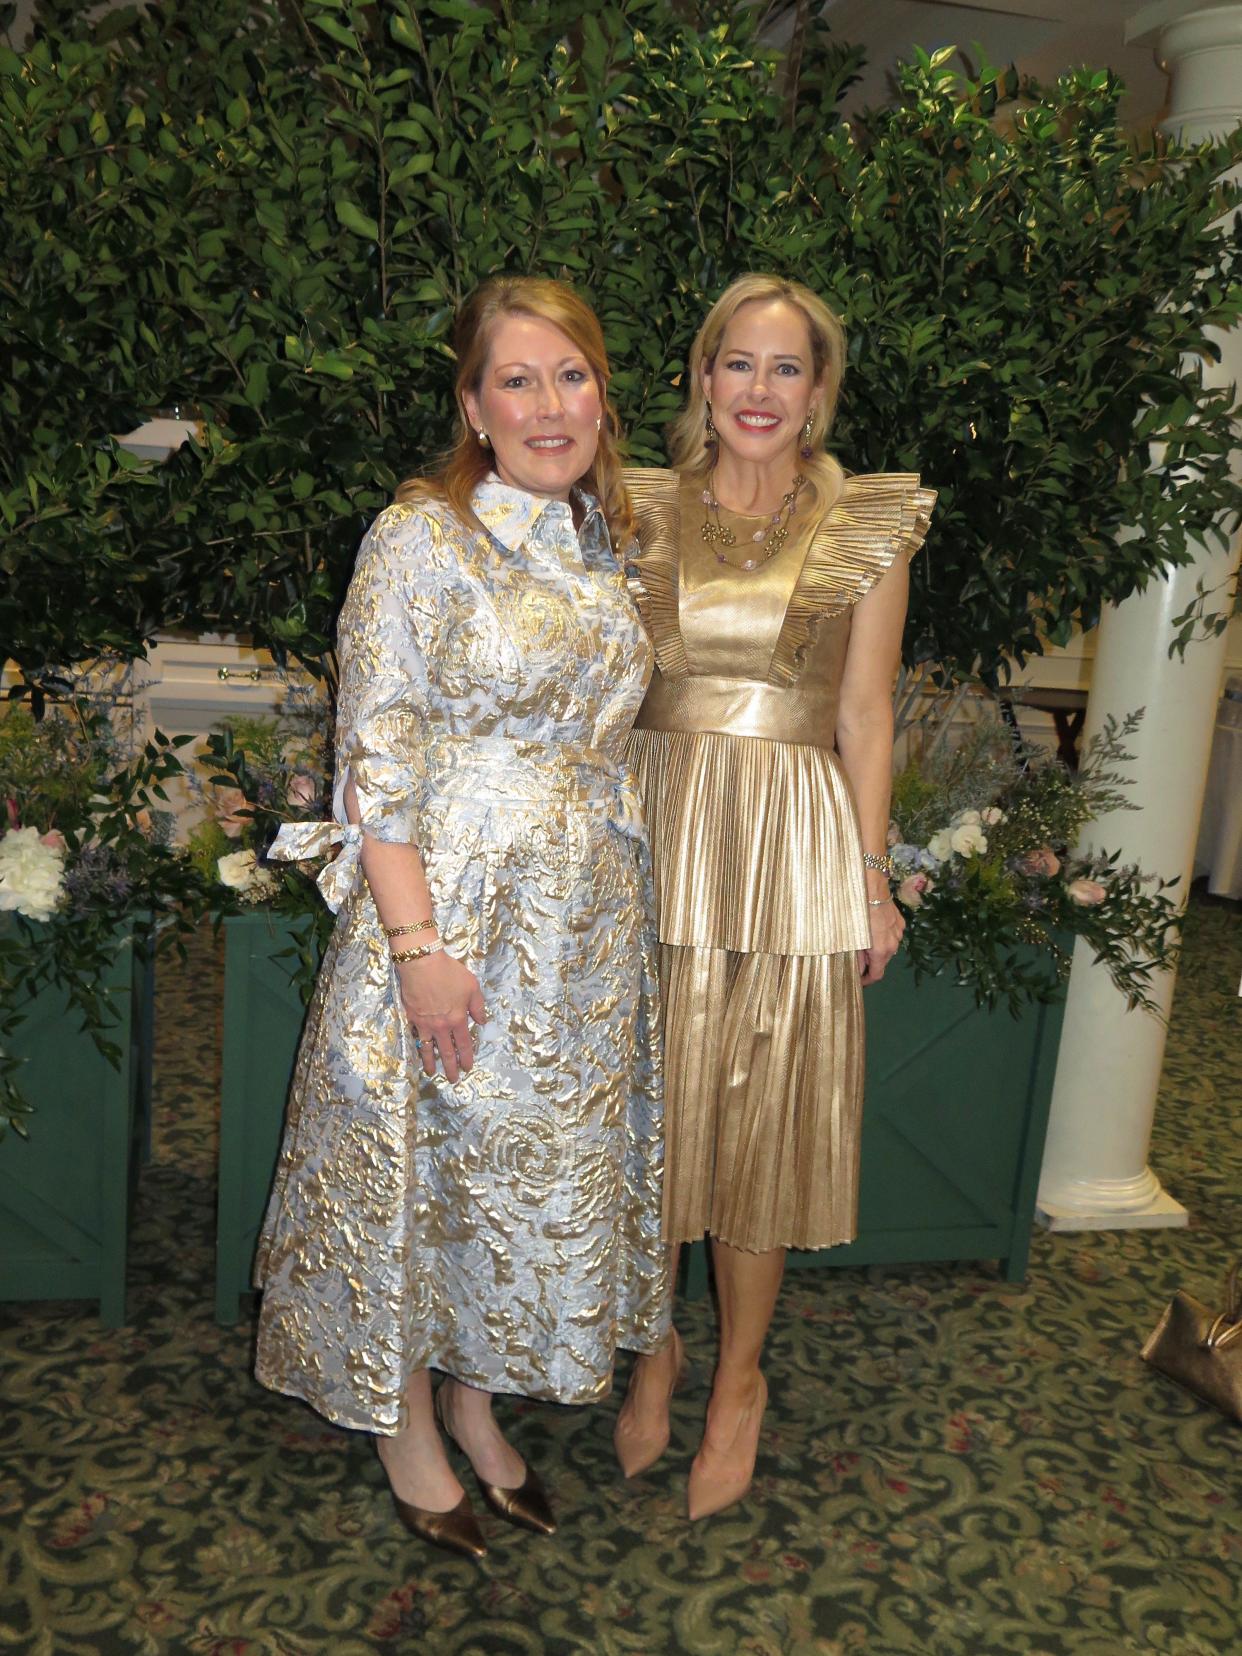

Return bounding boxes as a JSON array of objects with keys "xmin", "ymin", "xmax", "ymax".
[{"xmin": 884, "ymin": 713, "xmax": 1179, "ymax": 1012}]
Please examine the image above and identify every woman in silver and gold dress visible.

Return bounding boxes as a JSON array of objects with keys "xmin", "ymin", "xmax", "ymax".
[
  {"xmin": 614, "ymin": 275, "xmax": 934, "ymax": 1519},
  {"xmin": 255, "ymin": 277, "xmax": 670, "ymax": 1560}
]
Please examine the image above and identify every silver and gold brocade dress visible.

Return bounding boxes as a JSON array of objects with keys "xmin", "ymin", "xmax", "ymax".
[
  {"xmin": 254, "ymin": 478, "xmax": 671, "ymax": 1433},
  {"xmin": 623, "ymin": 468, "xmax": 935, "ymax": 1255}
]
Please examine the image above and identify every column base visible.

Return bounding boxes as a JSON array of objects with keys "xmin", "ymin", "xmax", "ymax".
[{"xmin": 1035, "ymin": 1166, "xmax": 1188, "ymax": 1232}]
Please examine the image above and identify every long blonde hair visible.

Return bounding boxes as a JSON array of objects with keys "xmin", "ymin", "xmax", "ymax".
[
  {"xmin": 397, "ymin": 275, "xmax": 633, "ymax": 549},
  {"xmin": 667, "ymin": 274, "xmax": 848, "ymax": 513}
]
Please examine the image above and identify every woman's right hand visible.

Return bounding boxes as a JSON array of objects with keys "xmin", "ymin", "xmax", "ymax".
[{"xmin": 396, "ymin": 949, "xmax": 488, "ymax": 1082}]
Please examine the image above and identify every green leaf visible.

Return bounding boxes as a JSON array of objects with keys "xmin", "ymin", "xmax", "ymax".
[
  {"xmin": 334, "ymin": 197, "xmax": 379, "ymax": 241},
  {"xmin": 310, "ymin": 15, "xmax": 358, "ymax": 49}
]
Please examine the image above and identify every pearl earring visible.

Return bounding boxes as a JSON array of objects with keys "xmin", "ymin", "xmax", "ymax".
[{"xmin": 477, "ymin": 428, "xmax": 489, "ymax": 446}]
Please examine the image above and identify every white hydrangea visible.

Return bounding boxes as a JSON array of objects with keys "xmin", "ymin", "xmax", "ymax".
[{"xmin": 0, "ymin": 827, "xmax": 66, "ymax": 923}]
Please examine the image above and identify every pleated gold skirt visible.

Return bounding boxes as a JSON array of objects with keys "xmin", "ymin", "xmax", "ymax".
[{"xmin": 658, "ymin": 941, "xmax": 864, "ymax": 1253}]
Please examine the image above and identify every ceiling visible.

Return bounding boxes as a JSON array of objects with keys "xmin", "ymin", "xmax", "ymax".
[{"xmin": 799, "ymin": 0, "xmax": 1172, "ymax": 128}]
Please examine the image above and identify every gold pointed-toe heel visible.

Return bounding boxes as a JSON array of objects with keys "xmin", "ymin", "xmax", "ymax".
[
  {"xmin": 391, "ymin": 1490, "xmax": 488, "ymax": 1561},
  {"xmin": 614, "ymin": 1327, "xmax": 687, "ymax": 1479},
  {"xmin": 435, "ymin": 1385, "xmax": 556, "ymax": 1536},
  {"xmin": 687, "ymin": 1372, "xmax": 767, "ymax": 1522},
  {"xmin": 474, "ymin": 1464, "xmax": 557, "ymax": 1536}
]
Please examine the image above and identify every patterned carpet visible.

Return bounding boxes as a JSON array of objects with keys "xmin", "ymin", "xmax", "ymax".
[{"xmin": 1, "ymin": 897, "xmax": 1239, "ymax": 1656}]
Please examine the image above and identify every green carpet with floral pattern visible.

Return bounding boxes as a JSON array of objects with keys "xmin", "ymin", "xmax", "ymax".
[{"xmin": 1, "ymin": 896, "xmax": 1239, "ymax": 1656}]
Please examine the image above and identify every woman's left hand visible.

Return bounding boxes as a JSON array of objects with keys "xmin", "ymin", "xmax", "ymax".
[{"xmin": 858, "ymin": 898, "xmax": 905, "ymax": 986}]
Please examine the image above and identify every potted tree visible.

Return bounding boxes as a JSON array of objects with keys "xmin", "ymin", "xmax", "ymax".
[{"xmin": 0, "ymin": 696, "xmax": 198, "ymax": 1324}]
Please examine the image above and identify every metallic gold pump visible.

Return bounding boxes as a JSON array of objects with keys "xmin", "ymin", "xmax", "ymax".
[
  {"xmin": 473, "ymin": 1465, "xmax": 557, "ymax": 1536},
  {"xmin": 614, "ymin": 1327, "xmax": 687, "ymax": 1479},
  {"xmin": 435, "ymin": 1386, "xmax": 557, "ymax": 1536},
  {"xmin": 390, "ymin": 1490, "xmax": 488, "ymax": 1561}
]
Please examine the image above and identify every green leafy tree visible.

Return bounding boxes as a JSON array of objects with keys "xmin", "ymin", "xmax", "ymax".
[{"xmin": 2, "ymin": 0, "xmax": 1239, "ymax": 694}]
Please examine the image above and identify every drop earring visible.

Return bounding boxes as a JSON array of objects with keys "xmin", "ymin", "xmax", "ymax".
[
  {"xmin": 800, "ymin": 412, "xmax": 816, "ymax": 461},
  {"xmin": 705, "ymin": 403, "xmax": 718, "ymax": 446},
  {"xmin": 595, "ymin": 417, "xmax": 602, "ymax": 432}
]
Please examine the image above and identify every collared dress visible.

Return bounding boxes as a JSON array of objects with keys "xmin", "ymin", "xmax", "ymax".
[
  {"xmin": 254, "ymin": 478, "xmax": 671, "ymax": 1433},
  {"xmin": 623, "ymin": 468, "xmax": 935, "ymax": 1255}
]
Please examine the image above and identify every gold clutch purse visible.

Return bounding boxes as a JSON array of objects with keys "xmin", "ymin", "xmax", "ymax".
[{"xmin": 1141, "ymin": 1264, "xmax": 1242, "ymax": 1423}]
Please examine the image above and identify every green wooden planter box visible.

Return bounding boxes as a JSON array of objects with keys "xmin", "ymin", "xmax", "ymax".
[
  {"xmin": 216, "ymin": 916, "xmax": 1065, "ymax": 1321},
  {"xmin": 685, "ymin": 952, "xmax": 1065, "ymax": 1297},
  {"xmin": 216, "ymin": 911, "xmax": 316, "ymax": 1324},
  {"xmin": 0, "ymin": 921, "xmax": 154, "ymax": 1327}
]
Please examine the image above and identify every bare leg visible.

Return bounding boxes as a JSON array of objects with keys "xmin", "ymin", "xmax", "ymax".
[
  {"xmin": 688, "ymin": 1239, "xmax": 783, "ymax": 1519},
  {"xmin": 624, "ymin": 1242, "xmax": 683, "ymax": 1402},
  {"xmin": 614, "ymin": 1244, "xmax": 684, "ymax": 1475},
  {"xmin": 712, "ymin": 1238, "xmax": 784, "ymax": 1391},
  {"xmin": 374, "ymin": 1368, "xmax": 463, "ymax": 1513},
  {"xmin": 438, "ymin": 1377, "xmax": 526, "ymax": 1487}
]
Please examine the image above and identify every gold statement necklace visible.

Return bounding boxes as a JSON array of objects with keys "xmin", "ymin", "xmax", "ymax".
[{"xmin": 700, "ymin": 473, "xmax": 807, "ymax": 571}]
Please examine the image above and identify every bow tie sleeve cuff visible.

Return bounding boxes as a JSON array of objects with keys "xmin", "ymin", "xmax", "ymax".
[{"xmin": 268, "ymin": 820, "xmax": 364, "ymax": 914}]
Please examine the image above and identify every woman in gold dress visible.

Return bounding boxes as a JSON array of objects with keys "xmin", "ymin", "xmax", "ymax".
[
  {"xmin": 613, "ymin": 275, "xmax": 934, "ymax": 1518},
  {"xmin": 256, "ymin": 278, "xmax": 670, "ymax": 1560}
]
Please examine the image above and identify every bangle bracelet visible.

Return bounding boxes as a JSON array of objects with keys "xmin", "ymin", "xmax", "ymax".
[
  {"xmin": 862, "ymin": 852, "xmax": 895, "ymax": 878},
  {"xmin": 868, "ymin": 897, "xmax": 894, "ymax": 907},
  {"xmin": 391, "ymin": 940, "xmax": 445, "ymax": 963},
  {"xmin": 384, "ymin": 919, "xmax": 436, "ymax": 940}
]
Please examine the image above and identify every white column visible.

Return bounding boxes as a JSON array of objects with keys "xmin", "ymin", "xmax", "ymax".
[{"xmin": 1036, "ymin": 1, "xmax": 1242, "ymax": 1232}]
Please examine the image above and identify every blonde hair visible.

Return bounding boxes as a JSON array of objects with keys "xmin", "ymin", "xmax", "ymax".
[
  {"xmin": 667, "ymin": 273, "xmax": 847, "ymax": 512},
  {"xmin": 397, "ymin": 276, "xmax": 633, "ymax": 549}
]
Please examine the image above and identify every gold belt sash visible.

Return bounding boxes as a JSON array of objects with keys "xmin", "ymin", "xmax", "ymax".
[{"xmin": 632, "ymin": 672, "xmax": 835, "ymax": 748}]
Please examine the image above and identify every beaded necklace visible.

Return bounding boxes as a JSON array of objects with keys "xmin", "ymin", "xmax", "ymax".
[{"xmin": 700, "ymin": 473, "xmax": 807, "ymax": 571}]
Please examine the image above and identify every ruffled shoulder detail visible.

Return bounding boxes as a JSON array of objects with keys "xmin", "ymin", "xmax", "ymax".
[
  {"xmin": 621, "ymin": 466, "xmax": 688, "ymax": 679},
  {"xmin": 769, "ymin": 473, "xmax": 936, "ymax": 688}
]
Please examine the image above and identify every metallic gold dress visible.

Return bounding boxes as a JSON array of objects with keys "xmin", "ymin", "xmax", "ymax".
[
  {"xmin": 254, "ymin": 479, "xmax": 671, "ymax": 1433},
  {"xmin": 623, "ymin": 468, "xmax": 935, "ymax": 1254}
]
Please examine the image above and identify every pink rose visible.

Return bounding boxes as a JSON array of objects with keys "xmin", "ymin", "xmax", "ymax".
[
  {"xmin": 1066, "ymin": 878, "xmax": 1107, "ymax": 906},
  {"xmin": 897, "ymin": 873, "xmax": 934, "ymax": 908},
  {"xmin": 212, "ymin": 786, "xmax": 250, "ymax": 840},
  {"xmin": 38, "ymin": 829, "xmax": 67, "ymax": 851},
  {"xmin": 1018, "ymin": 847, "xmax": 1061, "ymax": 878},
  {"xmin": 287, "ymin": 773, "xmax": 317, "ymax": 810}
]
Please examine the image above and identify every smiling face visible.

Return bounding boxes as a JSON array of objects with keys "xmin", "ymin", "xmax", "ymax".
[
  {"xmin": 462, "ymin": 313, "xmax": 602, "ymax": 502},
  {"xmin": 702, "ymin": 297, "xmax": 823, "ymax": 469}
]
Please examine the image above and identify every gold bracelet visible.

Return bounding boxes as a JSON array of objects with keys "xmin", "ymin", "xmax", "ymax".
[
  {"xmin": 391, "ymin": 940, "xmax": 445, "ymax": 963},
  {"xmin": 384, "ymin": 918, "xmax": 436, "ymax": 940},
  {"xmin": 868, "ymin": 896, "xmax": 895, "ymax": 907}
]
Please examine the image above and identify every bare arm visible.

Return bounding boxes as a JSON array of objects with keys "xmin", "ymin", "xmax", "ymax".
[{"xmin": 835, "ymin": 553, "xmax": 909, "ymax": 984}]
